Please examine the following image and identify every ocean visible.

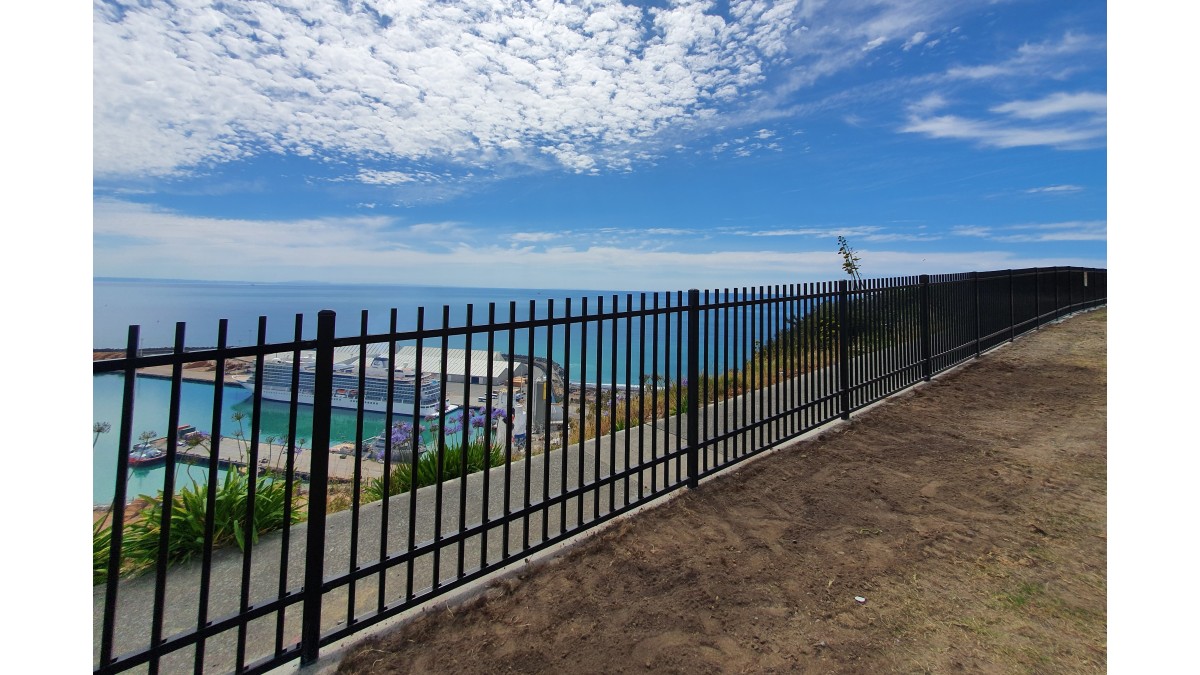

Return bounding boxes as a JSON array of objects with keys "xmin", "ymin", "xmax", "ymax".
[
  {"xmin": 92, "ymin": 277, "xmax": 746, "ymax": 383},
  {"xmin": 94, "ymin": 278, "xmax": 622, "ymax": 349}
]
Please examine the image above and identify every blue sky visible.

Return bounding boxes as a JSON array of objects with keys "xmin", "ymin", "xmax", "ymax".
[{"xmin": 92, "ymin": 0, "xmax": 1106, "ymax": 290}]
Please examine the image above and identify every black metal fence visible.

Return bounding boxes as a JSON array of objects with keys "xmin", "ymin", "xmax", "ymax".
[{"xmin": 92, "ymin": 266, "xmax": 1106, "ymax": 674}]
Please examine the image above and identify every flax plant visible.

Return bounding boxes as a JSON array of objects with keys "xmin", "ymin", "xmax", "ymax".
[{"xmin": 114, "ymin": 471, "xmax": 304, "ymax": 580}]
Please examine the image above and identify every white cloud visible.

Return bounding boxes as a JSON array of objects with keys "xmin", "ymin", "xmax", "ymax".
[
  {"xmin": 92, "ymin": 200, "xmax": 1104, "ymax": 289},
  {"xmin": 997, "ymin": 220, "xmax": 1107, "ymax": 242},
  {"xmin": 910, "ymin": 93, "xmax": 949, "ymax": 115},
  {"xmin": 778, "ymin": 0, "xmax": 980, "ymax": 93},
  {"xmin": 1026, "ymin": 185, "xmax": 1084, "ymax": 194},
  {"xmin": 93, "ymin": 198, "xmax": 405, "ymax": 252},
  {"xmin": 863, "ymin": 37, "xmax": 887, "ymax": 52},
  {"xmin": 407, "ymin": 222, "xmax": 470, "ymax": 239},
  {"xmin": 863, "ymin": 232, "xmax": 941, "ymax": 242},
  {"xmin": 903, "ymin": 35, "xmax": 1106, "ymax": 152},
  {"xmin": 901, "ymin": 112, "xmax": 1105, "ymax": 149},
  {"xmin": 704, "ymin": 126, "xmax": 788, "ymax": 158},
  {"xmin": 950, "ymin": 220, "xmax": 1106, "ymax": 243},
  {"xmin": 94, "ymin": 0, "xmax": 802, "ymax": 178},
  {"xmin": 951, "ymin": 225, "xmax": 992, "ymax": 238},
  {"xmin": 734, "ymin": 225, "xmax": 883, "ymax": 237},
  {"xmin": 944, "ymin": 32, "xmax": 1103, "ymax": 81},
  {"xmin": 356, "ymin": 170, "xmax": 421, "ymax": 186},
  {"xmin": 943, "ymin": 64, "xmax": 1009, "ymax": 80},
  {"xmin": 731, "ymin": 225, "xmax": 938, "ymax": 243},
  {"xmin": 902, "ymin": 31, "xmax": 928, "ymax": 51},
  {"xmin": 511, "ymin": 232, "xmax": 562, "ymax": 243},
  {"xmin": 991, "ymin": 92, "xmax": 1106, "ymax": 119}
]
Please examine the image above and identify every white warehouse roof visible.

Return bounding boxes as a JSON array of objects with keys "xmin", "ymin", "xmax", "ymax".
[
  {"xmin": 285, "ymin": 345, "xmax": 516, "ymax": 379},
  {"xmin": 392, "ymin": 346, "xmax": 510, "ymax": 378}
]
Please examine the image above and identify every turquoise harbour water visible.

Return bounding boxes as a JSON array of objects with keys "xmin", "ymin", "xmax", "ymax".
[{"xmin": 92, "ymin": 373, "xmax": 424, "ymax": 506}]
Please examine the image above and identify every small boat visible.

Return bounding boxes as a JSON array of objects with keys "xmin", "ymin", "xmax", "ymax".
[
  {"xmin": 176, "ymin": 424, "xmax": 197, "ymax": 446},
  {"xmin": 129, "ymin": 442, "xmax": 167, "ymax": 468}
]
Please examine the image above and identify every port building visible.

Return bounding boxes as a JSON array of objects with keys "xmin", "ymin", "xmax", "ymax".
[{"xmin": 390, "ymin": 346, "xmax": 526, "ymax": 385}]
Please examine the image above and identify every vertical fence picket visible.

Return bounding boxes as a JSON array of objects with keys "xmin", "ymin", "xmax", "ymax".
[
  {"xmin": 402, "ymin": 308, "xmax": 421, "ymax": 606},
  {"xmin": 837, "ymin": 280, "xmax": 851, "ymax": 420},
  {"xmin": 1035, "ymin": 267, "xmax": 1042, "ymax": 328},
  {"xmin": 148, "ymin": 323, "xmax": 185, "ymax": 675},
  {"xmin": 1008, "ymin": 270, "xmax": 1016, "ymax": 342},
  {"xmin": 99, "ymin": 326, "xmax": 138, "ymax": 670},
  {"xmin": 1054, "ymin": 266, "xmax": 1061, "ymax": 319},
  {"xmin": 300, "ymin": 310, "xmax": 335, "ymax": 667},
  {"xmin": 194, "ymin": 320, "xmax": 229, "ymax": 673},
  {"xmin": 595, "ymin": 295, "xmax": 605, "ymax": 519},
  {"xmin": 235, "ymin": 317, "xmax": 267, "ymax": 672},
  {"xmin": 457, "ymin": 305, "xmax": 474, "ymax": 580},
  {"xmin": 273, "ymin": 314, "xmax": 303, "ymax": 659},
  {"xmin": 972, "ymin": 272, "xmax": 981, "ymax": 358},
  {"xmin": 686, "ymin": 289, "xmax": 700, "ymax": 489},
  {"xmin": 919, "ymin": 275, "xmax": 932, "ymax": 381}
]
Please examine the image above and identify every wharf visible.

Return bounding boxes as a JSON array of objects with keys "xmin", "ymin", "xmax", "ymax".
[
  {"xmin": 95, "ymin": 352, "xmax": 549, "ymax": 414},
  {"xmin": 154, "ymin": 436, "xmax": 386, "ymax": 484},
  {"xmin": 94, "ymin": 354, "xmax": 254, "ymax": 387}
]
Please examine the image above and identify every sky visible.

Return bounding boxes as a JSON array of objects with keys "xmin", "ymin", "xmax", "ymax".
[{"xmin": 91, "ymin": 0, "xmax": 1107, "ymax": 290}]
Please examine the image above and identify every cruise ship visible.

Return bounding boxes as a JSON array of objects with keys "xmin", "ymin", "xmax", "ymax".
[{"xmin": 238, "ymin": 350, "xmax": 455, "ymax": 417}]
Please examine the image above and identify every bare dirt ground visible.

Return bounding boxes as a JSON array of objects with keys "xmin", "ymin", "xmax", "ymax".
[{"xmin": 335, "ymin": 309, "xmax": 1107, "ymax": 674}]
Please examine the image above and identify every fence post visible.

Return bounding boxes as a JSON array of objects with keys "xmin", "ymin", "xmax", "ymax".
[
  {"xmin": 838, "ymin": 280, "xmax": 851, "ymax": 419},
  {"xmin": 1007, "ymin": 269, "xmax": 1015, "ymax": 342},
  {"xmin": 1075, "ymin": 266, "xmax": 1084, "ymax": 312},
  {"xmin": 1034, "ymin": 267, "xmax": 1041, "ymax": 329},
  {"xmin": 301, "ymin": 309, "xmax": 336, "ymax": 666},
  {"xmin": 1053, "ymin": 266, "xmax": 1061, "ymax": 319},
  {"xmin": 972, "ymin": 271, "xmax": 981, "ymax": 358},
  {"xmin": 99, "ymin": 325, "xmax": 140, "ymax": 667},
  {"xmin": 919, "ymin": 275, "xmax": 932, "ymax": 381},
  {"xmin": 686, "ymin": 289, "xmax": 700, "ymax": 489}
]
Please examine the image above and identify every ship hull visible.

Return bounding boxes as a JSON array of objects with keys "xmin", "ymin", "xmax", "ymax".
[{"xmin": 245, "ymin": 384, "xmax": 454, "ymax": 417}]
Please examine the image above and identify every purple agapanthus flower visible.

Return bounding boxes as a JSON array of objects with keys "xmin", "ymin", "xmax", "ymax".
[
  {"xmin": 184, "ymin": 431, "xmax": 210, "ymax": 444},
  {"xmin": 389, "ymin": 422, "xmax": 416, "ymax": 446}
]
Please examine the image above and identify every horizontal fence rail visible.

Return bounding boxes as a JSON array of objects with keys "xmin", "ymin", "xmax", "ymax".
[{"xmin": 92, "ymin": 266, "xmax": 1106, "ymax": 674}]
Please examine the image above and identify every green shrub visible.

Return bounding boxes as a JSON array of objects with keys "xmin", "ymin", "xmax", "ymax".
[
  {"xmin": 93, "ymin": 517, "xmax": 113, "ymax": 585},
  {"xmin": 364, "ymin": 440, "xmax": 504, "ymax": 503},
  {"xmin": 93, "ymin": 470, "xmax": 305, "ymax": 584}
]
